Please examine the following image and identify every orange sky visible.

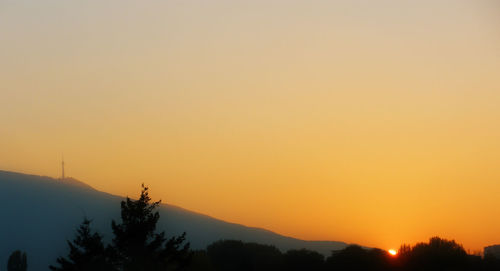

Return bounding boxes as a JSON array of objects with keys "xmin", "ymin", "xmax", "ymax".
[{"xmin": 1, "ymin": 0, "xmax": 500, "ymax": 252}]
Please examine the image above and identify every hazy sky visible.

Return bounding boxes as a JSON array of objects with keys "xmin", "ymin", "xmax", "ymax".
[{"xmin": 1, "ymin": 0, "xmax": 500, "ymax": 251}]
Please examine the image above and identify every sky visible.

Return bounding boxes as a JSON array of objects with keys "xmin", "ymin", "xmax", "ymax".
[{"xmin": 1, "ymin": 0, "xmax": 500, "ymax": 252}]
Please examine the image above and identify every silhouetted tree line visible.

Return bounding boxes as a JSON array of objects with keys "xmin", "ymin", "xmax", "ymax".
[
  {"xmin": 185, "ymin": 238, "xmax": 500, "ymax": 271},
  {"xmin": 6, "ymin": 185, "xmax": 496, "ymax": 270}
]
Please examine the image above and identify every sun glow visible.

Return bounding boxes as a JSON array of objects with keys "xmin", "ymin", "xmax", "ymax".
[{"xmin": 388, "ymin": 249, "xmax": 397, "ymax": 256}]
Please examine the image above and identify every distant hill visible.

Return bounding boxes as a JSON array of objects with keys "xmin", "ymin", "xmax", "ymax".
[{"xmin": 0, "ymin": 170, "xmax": 348, "ymax": 270}]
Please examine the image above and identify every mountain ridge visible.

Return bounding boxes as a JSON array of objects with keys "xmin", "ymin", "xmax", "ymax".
[{"xmin": 0, "ymin": 170, "xmax": 349, "ymax": 270}]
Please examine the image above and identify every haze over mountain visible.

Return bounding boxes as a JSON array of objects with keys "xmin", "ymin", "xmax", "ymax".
[{"xmin": 0, "ymin": 170, "xmax": 347, "ymax": 270}]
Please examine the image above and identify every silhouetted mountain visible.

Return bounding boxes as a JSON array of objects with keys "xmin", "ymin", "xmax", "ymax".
[
  {"xmin": 0, "ymin": 170, "xmax": 347, "ymax": 270},
  {"xmin": 58, "ymin": 177, "xmax": 94, "ymax": 190}
]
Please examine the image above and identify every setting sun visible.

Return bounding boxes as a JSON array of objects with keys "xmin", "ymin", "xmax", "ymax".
[{"xmin": 388, "ymin": 249, "xmax": 398, "ymax": 256}]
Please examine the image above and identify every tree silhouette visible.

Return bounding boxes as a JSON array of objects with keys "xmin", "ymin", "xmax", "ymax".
[
  {"xmin": 206, "ymin": 240, "xmax": 283, "ymax": 271},
  {"xmin": 7, "ymin": 250, "xmax": 27, "ymax": 271},
  {"xmin": 185, "ymin": 250, "xmax": 215, "ymax": 271},
  {"xmin": 325, "ymin": 245, "xmax": 392, "ymax": 271},
  {"xmin": 110, "ymin": 184, "xmax": 190, "ymax": 271},
  {"xmin": 49, "ymin": 218, "xmax": 114, "ymax": 271},
  {"xmin": 398, "ymin": 237, "xmax": 470, "ymax": 271},
  {"xmin": 283, "ymin": 249, "xmax": 324, "ymax": 271}
]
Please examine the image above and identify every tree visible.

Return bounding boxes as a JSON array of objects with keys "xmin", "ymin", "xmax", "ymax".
[
  {"xmin": 110, "ymin": 184, "xmax": 190, "ymax": 271},
  {"xmin": 185, "ymin": 250, "xmax": 215, "ymax": 271},
  {"xmin": 49, "ymin": 218, "xmax": 114, "ymax": 271},
  {"xmin": 206, "ymin": 240, "xmax": 283, "ymax": 271},
  {"xmin": 398, "ymin": 237, "xmax": 469, "ymax": 271},
  {"xmin": 283, "ymin": 249, "xmax": 324, "ymax": 271},
  {"xmin": 325, "ymin": 245, "xmax": 392, "ymax": 271},
  {"xmin": 7, "ymin": 250, "xmax": 27, "ymax": 271}
]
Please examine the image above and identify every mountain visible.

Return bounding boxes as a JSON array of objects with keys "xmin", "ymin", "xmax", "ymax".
[{"xmin": 0, "ymin": 170, "xmax": 348, "ymax": 270}]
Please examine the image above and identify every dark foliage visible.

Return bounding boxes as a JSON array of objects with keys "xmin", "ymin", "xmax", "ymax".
[
  {"xmin": 398, "ymin": 237, "xmax": 472, "ymax": 271},
  {"xmin": 207, "ymin": 240, "xmax": 283, "ymax": 271},
  {"xmin": 110, "ymin": 184, "xmax": 191, "ymax": 271},
  {"xmin": 50, "ymin": 184, "xmax": 190, "ymax": 271},
  {"xmin": 283, "ymin": 249, "xmax": 325, "ymax": 271},
  {"xmin": 186, "ymin": 237, "xmax": 500, "ymax": 271},
  {"xmin": 7, "ymin": 250, "xmax": 27, "ymax": 271},
  {"xmin": 325, "ymin": 245, "xmax": 392, "ymax": 271},
  {"xmin": 49, "ymin": 219, "xmax": 114, "ymax": 271},
  {"xmin": 185, "ymin": 250, "xmax": 215, "ymax": 271}
]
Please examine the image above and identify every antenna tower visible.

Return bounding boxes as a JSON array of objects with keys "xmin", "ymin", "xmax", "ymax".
[{"xmin": 61, "ymin": 155, "xmax": 65, "ymax": 180}]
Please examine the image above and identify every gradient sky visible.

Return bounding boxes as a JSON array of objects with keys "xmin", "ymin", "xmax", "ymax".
[{"xmin": 1, "ymin": 0, "xmax": 500, "ymax": 252}]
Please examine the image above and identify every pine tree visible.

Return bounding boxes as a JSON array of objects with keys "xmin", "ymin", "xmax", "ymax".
[
  {"xmin": 110, "ymin": 184, "xmax": 190, "ymax": 271},
  {"xmin": 7, "ymin": 250, "xmax": 27, "ymax": 271},
  {"xmin": 49, "ymin": 219, "xmax": 114, "ymax": 271}
]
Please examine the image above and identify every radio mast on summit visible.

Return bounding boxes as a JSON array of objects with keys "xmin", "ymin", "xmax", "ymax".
[{"xmin": 61, "ymin": 155, "xmax": 65, "ymax": 180}]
